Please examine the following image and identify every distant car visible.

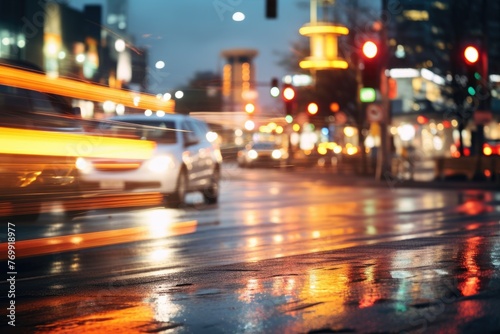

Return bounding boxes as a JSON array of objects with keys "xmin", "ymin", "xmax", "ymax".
[
  {"xmin": 483, "ymin": 139, "xmax": 500, "ymax": 156},
  {"xmin": 237, "ymin": 141, "xmax": 287, "ymax": 168},
  {"xmin": 76, "ymin": 114, "xmax": 223, "ymax": 207}
]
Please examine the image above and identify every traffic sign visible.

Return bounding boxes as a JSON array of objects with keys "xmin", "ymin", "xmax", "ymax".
[
  {"xmin": 366, "ymin": 103, "xmax": 384, "ymax": 122},
  {"xmin": 474, "ymin": 110, "xmax": 492, "ymax": 125}
]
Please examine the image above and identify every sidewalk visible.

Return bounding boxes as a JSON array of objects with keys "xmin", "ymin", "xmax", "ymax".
[
  {"xmin": 322, "ymin": 169, "xmax": 500, "ymax": 191},
  {"xmin": 290, "ymin": 159, "xmax": 500, "ymax": 190}
]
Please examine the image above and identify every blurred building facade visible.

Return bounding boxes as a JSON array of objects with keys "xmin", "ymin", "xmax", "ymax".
[
  {"xmin": 0, "ymin": 0, "xmax": 149, "ymax": 118},
  {"xmin": 387, "ymin": 0, "xmax": 500, "ymax": 76},
  {"xmin": 220, "ymin": 49, "xmax": 258, "ymax": 113},
  {"xmin": 384, "ymin": 0, "xmax": 500, "ymax": 158}
]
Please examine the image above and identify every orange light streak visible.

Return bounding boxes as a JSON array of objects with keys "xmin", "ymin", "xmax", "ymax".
[{"xmin": 0, "ymin": 64, "xmax": 174, "ymax": 112}]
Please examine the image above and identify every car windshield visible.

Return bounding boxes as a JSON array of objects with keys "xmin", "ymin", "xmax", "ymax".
[
  {"xmin": 100, "ymin": 120, "xmax": 177, "ymax": 144},
  {"xmin": 252, "ymin": 142, "xmax": 278, "ymax": 150}
]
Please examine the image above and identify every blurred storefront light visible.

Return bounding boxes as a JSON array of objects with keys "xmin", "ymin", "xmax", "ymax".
[
  {"xmin": 244, "ymin": 120, "xmax": 255, "ymax": 131},
  {"xmin": 16, "ymin": 38, "xmax": 24, "ymax": 48},
  {"xmin": 117, "ymin": 51, "xmax": 132, "ymax": 82},
  {"xmin": 115, "ymin": 39, "xmax": 126, "ymax": 52},
  {"xmin": 103, "ymin": 100, "xmax": 116, "ymax": 113},
  {"xmin": 75, "ymin": 54, "xmax": 85, "ymax": 63},
  {"xmin": 232, "ymin": 12, "xmax": 245, "ymax": 21},
  {"xmin": 116, "ymin": 104, "xmax": 125, "ymax": 115},
  {"xmin": 389, "ymin": 68, "xmax": 420, "ymax": 78},
  {"xmin": 398, "ymin": 124, "xmax": 416, "ymax": 141},
  {"xmin": 343, "ymin": 126, "xmax": 356, "ymax": 137}
]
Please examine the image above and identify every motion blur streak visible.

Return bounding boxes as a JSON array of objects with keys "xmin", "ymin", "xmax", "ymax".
[
  {"xmin": 0, "ymin": 126, "xmax": 156, "ymax": 159},
  {"xmin": 0, "ymin": 219, "xmax": 197, "ymax": 260},
  {"xmin": 35, "ymin": 302, "xmax": 156, "ymax": 333},
  {"xmin": 0, "ymin": 193, "xmax": 164, "ymax": 218},
  {"xmin": 0, "ymin": 64, "xmax": 174, "ymax": 112},
  {"xmin": 60, "ymin": 193, "xmax": 164, "ymax": 212}
]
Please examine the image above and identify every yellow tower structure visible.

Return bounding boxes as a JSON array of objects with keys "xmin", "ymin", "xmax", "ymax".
[{"xmin": 299, "ymin": 0, "xmax": 349, "ymax": 70}]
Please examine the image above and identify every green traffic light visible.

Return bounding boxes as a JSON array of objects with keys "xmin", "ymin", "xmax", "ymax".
[
  {"xmin": 285, "ymin": 115, "xmax": 293, "ymax": 123},
  {"xmin": 474, "ymin": 72, "xmax": 481, "ymax": 80},
  {"xmin": 467, "ymin": 86, "xmax": 476, "ymax": 96},
  {"xmin": 360, "ymin": 88, "xmax": 376, "ymax": 102}
]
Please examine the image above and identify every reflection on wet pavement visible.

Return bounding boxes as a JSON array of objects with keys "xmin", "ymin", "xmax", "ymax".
[
  {"xmin": 6, "ymin": 170, "xmax": 500, "ymax": 333},
  {"xmin": 18, "ymin": 227, "xmax": 500, "ymax": 333}
]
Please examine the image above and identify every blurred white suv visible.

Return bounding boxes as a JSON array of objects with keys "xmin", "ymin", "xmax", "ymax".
[{"xmin": 77, "ymin": 114, "xmax": 222, "ymax": 207}]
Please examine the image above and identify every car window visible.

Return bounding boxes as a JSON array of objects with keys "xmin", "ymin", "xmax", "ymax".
[
  {"xmin": 0, "ymin": 84, "xmax": 31, "ymax": 127},
  {"xmin": 0, "ymin": 84, "xmax": 79, "ymax": 130},
  {"xmin": 181, "ymin": 120, "xmax": 200, "ymax": 145},
  {"xmin": 28, "ymin": 90, "xmax": 58, "ymax": 114},
  {"xmin": 27, "ymin": 90, "xmax": 79, "ymax": 129},
  {"xmin": 190, "ymin": 119, "xmax": 210, "ymax": 142},
  {"xmin": 100, "ymin": 119, "xmax": 178, "ymax": 144},
  {"xmin": 252, "ymin": 142, "xmax": 277, "ymax": 150}
]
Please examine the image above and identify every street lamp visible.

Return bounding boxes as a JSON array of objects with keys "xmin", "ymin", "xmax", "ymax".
[{"xmin": 174, "ymin": 90, "xmax": 184, "ymax": 99}]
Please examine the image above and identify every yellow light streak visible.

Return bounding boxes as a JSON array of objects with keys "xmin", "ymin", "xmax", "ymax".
[
  {"xmin": 0, "ymin": 64, "xmax": 174, "ymax": 112},
  {"xmin": 0, "ymin": 127, "xmax": 156, "ymax": 159},
  {"xmin": 299, "ymin": 25, "xmax": 349, "ymax": 36},
  {"xmin": 300, "ymin": 59, "xmax": 349, "ymax": 70}
]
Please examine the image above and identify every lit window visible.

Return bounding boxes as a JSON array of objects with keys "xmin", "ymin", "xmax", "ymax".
[{"xmin": 403, "ymin": 10, "xmax": 429, "ymax": 21}]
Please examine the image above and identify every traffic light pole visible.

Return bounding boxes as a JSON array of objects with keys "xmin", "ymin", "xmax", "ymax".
[
  {"xmin": 375, "ymin": 0, "xmax": 391, "ymax": 182},
  {"xmin": 355, "ymin": 55, "xmax": 368, "ymax": 175},
  {"xmin": 472, "ymin": 0, "xmax": 491, "ymax": 180}
]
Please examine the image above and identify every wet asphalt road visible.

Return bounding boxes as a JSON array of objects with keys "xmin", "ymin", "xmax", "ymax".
[{"xmin": 1, "ymin": 163, "xmax": 500, "ymax": 333}]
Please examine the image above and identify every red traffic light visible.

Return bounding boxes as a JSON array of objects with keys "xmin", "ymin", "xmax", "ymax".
[
  {"xmin": 283, "ymin": 86, "xmax": 295, "ymax": 101},
  {"xmin": 362, "ymin": 41, "xmax": 378, "ymax": 59},
  {"xmin": 360, "ymin": 41, "xmax": 381, "ymax": 89},
  {"xmin": 464, "ymin": 46, "xmax": 479, "ymax": 64}
]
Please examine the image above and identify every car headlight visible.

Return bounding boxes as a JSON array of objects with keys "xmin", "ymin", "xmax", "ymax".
[
  {"xmin": 75, "ymin": 157, "xmax": 92, "ymax": 174},
  {"xmin": 247, "ymin": 149, "xmax": 258, "ymax": 160},
  {"xmin": 271, "ymin": 149, "xmax": 282, "ymax": 159},
  {"xmin": 146, "ymin": 155, "xmax": 175, "ymax": 173},
  {"xmin": 206, "ymin": 131, "xmax": 218, "ymax": 143}
]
